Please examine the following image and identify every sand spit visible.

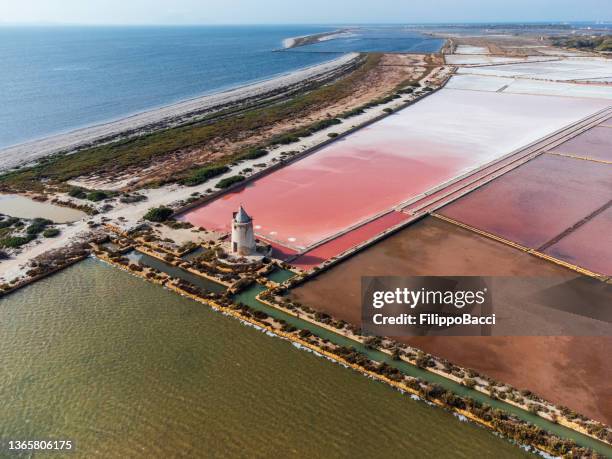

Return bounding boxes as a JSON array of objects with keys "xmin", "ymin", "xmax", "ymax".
[
  {"xmin": 0, "ymin": 53, "xmax": 360, "ymax": 172},
  {"xmin": 282, "ymin": 29, "xmax": 353, "ymax": 49}
]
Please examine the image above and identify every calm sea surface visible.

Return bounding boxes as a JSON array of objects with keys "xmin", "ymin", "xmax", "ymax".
[
  {"xmin": 0, "ymin": 25, "xmax": 336, "ymax": 149},
  {"xmin": 0, "ymin": 260, "xmax": 527, "ymax": 458},
  {"xmin": 0, "ymin": 25, "xmax": 442, "ymax": 150}
]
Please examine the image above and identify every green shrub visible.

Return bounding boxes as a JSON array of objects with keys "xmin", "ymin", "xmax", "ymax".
[
  {"xmin": 270, "ymin": 134, "xmax": 300, "ymax": 145},
  {"xmin": 0, "ymin": 235, "xmax": 35, "ymax": 248},
  {"xmin": 308, "ymin": 118, "xmax": 341, "ymax": 133},
  {"xmin": 68, "ymin": 187, "xmax": 87, "ymax": 199},
  {"xmin": 119, "ymin": 193, "xmax": 147, "ymax": 203},
  {"xmin": 216, "ymin": 175, "xmax": 245, "ymax": 189},
  {"xmin": 86, "ymin": 191, "xmax": 108, "ymax": 202},
  {"xmin": 327, "ymin": 132, "xmax": 339, "ymax": 138},
  {"xmin": 0, "ymin": 217, "xmax": 20, "ymax": 229},
  {"xmin": 26, "ymin": 218, "xmax": 53, "ymax": 235},
  {"xmin": 340, "ymin": 107, "xmax": 365, "ymax": 119},
  {"xmin": 597, "ymin": 38, "xmax": 612, "ymax": 51},
  {"xmin": 239, "ymin": 148, "xmax": 268, "ymax": 161},
  {"xmin": 42, "ymin": 228, "xmax": 60, "ymax": 238},
  {"xmin": 181, "ymin": 165, "xmax": 230, "ymax": 186},
  {"xmin": 279, "ymin": 118, "xmax": 343, "ymax": 141},
  {"xmin": 143, "ymin": 206, "xmax": 173, "ymax": 222}
]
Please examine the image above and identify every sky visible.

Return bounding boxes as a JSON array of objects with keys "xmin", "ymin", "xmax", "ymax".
[{"xmin": 1, "ymin": 0, "xmax": 610, "ymax": 25}]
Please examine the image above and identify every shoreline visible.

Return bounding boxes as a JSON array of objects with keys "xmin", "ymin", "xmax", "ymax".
[{"xmin": 0, "ymin": 52, "xmax": 360, "ymax": 172}]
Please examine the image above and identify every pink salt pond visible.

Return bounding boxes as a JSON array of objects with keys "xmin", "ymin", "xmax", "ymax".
[
  {"xmin": 179, "ymin": 89, "xmax": 609, "ymax": 258},
  {"xmin": 549, "ymin": 125, "xmax": 612, "ymax": 162},
  {"xmin": 440, "ymin": 154, "xmax": 612, "ymax": 249},
  {"xmin": 291, "ymin": 211, "xmax": 411, "ymax": 270},
  {"xmin": 545, "ymin": 206, "xmax": 612, "ymax": 276}
]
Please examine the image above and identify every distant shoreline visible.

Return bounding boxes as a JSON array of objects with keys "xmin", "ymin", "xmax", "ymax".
[
  {"xmin": 0, "ymin": 52, "xmax": 360, "ymax": 172},
  {"xmin": 282, "ymin": 28, "xmax": 353, "ymax": 49}
]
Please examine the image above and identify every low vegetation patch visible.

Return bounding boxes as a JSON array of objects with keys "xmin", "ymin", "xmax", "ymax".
[
  {"xmin": 238, "ymin": 148, "xmax": 268, "ymax": 161},
  {"xmin": 180, "ymin": 165, "xmax": 229, "ymax": 186},
  {"xmin": 216, "ymin": 175, "xmax": 245, "ymax": 189},
  {"xmin": 143, "ymin": 206, "xmax": 173, "ymax": 222},
  {"xmin": 68, "ymin": 186, "xmax": 111, "ymax": 202},
  {"xmin": 85, "ymin": 190, "xmax": 108, "ymax": 202},
  {"xmin": 42, "ymin": 228, "xmax": 61, "ymax": 238},
  {"xmin": 68, "ymin": 187, "xmax": 87, "ymax": 199},
  {"xmin": 339, "ymin": 92, "xmax": 402, "ymax": 119},
  {"xmin": 26, "ymin": 218, "xmax": 53, "ymax": 235},
  {"xmin": 553, "ymin": 35, "xmax": 612, "ymax": 52},
  {"xmin": 0, "ymin": 217, "xmax": 20, "ymax": 229},
  {"xmin": 0, "ymin": 235, "xmax": 35, "ymax": 248},
  {"xmin": 269, "ymin": 117, "xmax": 343, "ymax": 146}
]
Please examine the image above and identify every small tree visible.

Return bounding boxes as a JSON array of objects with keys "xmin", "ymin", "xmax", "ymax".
[
  {"xmin": 42, "ymin": 228, "xmax": 60, "ymax": 238},
  {"xmin": 143, "ymin": 206, "xmax": 173, "ymax": 222},
  {"xmin": 215, "ymin": 175, "xmax": 245, "ymax": 189},
  {"xmin": 68, "ymin": 187, "xmax": 87, "ymax": 199},
  {"xmin": 86, "ymin": 190, "xmax": 108, "ymax": 202}
]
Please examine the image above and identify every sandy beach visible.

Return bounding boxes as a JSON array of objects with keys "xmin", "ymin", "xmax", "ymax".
[{"xmin": 0, "ymin": 53, "xmax": 360, "ymax": 172}]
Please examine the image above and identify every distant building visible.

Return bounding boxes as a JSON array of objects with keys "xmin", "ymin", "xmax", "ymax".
[{"xmin": 231, "ymin": 205, "xmax": 256, "ymax": 256}]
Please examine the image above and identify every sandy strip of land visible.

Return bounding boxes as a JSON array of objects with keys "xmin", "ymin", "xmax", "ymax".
[
  {"xmin": 282, "ymin": 29, "xmax": 353, "ymax": 49},
  {"xmin": 0, "ymin": 53, "xmax": 359, "ymax": 172}
]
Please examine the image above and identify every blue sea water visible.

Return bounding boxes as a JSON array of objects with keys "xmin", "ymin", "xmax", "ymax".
[
  {"xmin": 0, "ymin": 25, "xmax": 442, "ymax": 150},
  {"xmin": 294, "ymin": 27, "xmax": 445, "ymax": 53},
  {"xmin": 0, "ymin": 25, "xmax": 337, "ymax": 149}
]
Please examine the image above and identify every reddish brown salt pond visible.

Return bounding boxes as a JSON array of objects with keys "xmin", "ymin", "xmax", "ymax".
[
  {"xmin": 549, "ymin": 125, "xmax": 612, "ymax": 162},
  {"xmin": 439, "ymin": 154, "xmax": 612, "ymax": 249},
  {"xmin": 290, "ymin": 217, "xmax": 612, "ymax": 424},
  {"xmin": 545, "ymin": 206, "xmax": 612, "ymax": 276}
]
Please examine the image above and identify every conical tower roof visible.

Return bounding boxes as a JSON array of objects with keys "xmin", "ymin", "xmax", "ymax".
[{"xmin": 235, "ymin": 205, "xmax": 252, "ymax": 223}]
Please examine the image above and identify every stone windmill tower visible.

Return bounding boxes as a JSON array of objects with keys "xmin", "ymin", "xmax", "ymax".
[{"xmin": 231, "ymin": 205, "xmax": 256, "ymax": 255}]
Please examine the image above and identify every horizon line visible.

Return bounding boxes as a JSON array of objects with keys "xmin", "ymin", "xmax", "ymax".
[{"xmin": 0, "ymin": 20, "xmax": 610, "ymax": 27}]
